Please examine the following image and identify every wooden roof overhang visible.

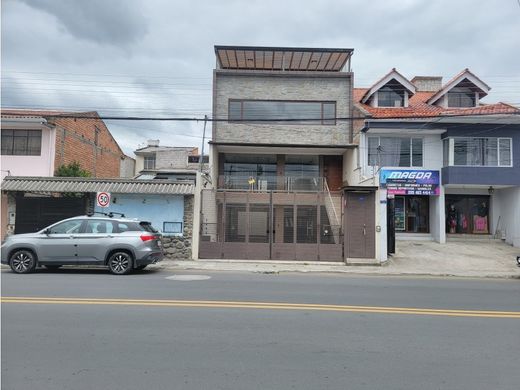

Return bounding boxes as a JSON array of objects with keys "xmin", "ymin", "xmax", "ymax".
[{"xmin": 214, "ymin": 46, "xmax": 353, "ymax": 72}]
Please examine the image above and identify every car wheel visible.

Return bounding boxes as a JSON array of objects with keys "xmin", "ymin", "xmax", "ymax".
[
  {"xmin": 135, "ymin": 265, "xmax": 148, "ymax": 271},
  {"xmin": 44, "ymin": 265, "xmax": 62, "ymax": 270},
  {"xmin": 9, "ymin": 250, "xmax": 37, "ymax": 274},
  {"xmin": 108, "ymin": 251, "xmax": 133, "ymax": 275}
]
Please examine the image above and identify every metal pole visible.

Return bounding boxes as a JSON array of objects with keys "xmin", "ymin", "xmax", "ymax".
[{"xmin": 199, "ymin": 115, "xmax": 208, "ymax": 172}]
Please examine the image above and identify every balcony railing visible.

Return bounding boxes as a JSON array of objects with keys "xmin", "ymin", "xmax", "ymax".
[{"xmin": 218, "ymin": 175, "xmax": 326, "ymax": 192}]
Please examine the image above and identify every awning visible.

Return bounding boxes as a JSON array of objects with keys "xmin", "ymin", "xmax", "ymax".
[{"xmin": 1, "ymin": 176, "xmax": 194, "ymax": 195}]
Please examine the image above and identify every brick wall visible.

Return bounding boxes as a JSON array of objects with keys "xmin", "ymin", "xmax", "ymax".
[
  {"xmin": 214, "ymin": 70, "xmax": 352, "ymax": 145},
  {"xmin": 51, "ymin": 112, "xmax": 123, "ymax": 178}
]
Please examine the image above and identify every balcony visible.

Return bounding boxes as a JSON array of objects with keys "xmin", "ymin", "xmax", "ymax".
[{"xmin": 218, "ymin": 175, "xmax": 327, "ymax": 192}]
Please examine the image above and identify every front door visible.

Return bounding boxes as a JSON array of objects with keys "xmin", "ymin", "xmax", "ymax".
[
  {"xmin": 38, "ymin": 219, "xmax": 84, "ymax": 263},
  {"xmin": 345, "ymin": 191, "xmax": 375, "ymax": 259}
]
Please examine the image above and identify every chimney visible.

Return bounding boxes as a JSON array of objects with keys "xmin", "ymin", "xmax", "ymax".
[
  {"xmin": 411, "ymin": 76, "xmax": 443, "ymax": 92},
  {"xmin": 147, "ymin": 139, "xmax": 160, "ymax": 147}
]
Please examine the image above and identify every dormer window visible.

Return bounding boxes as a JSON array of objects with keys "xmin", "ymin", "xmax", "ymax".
[
  {"xmin": 377, "ymin": 82, "xmax": 406, "ymax": 107},
  {"xmin": 447, "ymin": 86, "xmax": 476, "ymax": 107}
]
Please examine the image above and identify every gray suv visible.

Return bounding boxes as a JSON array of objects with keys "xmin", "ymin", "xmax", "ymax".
[{"xmin": 1, "ymin": 214, "xmax": 164, "ymax": 275}]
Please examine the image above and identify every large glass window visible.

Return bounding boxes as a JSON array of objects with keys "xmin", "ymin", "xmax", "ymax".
[
  {"xmin": 447, "ymin": 86, "xmax": 476, "ymax": 107},
  {"xmin": 1, "ymin": 129, "xmax": 42, "ymax": 156},
  {"xmin": 228, "ymin": 100, "xmax": 336, "ymax": 125},
  {"xmin": 377, "ymin": 80, "xmax": 406, "ymax": 107},
  {"xmin": 223, "ymin": 154, "xmax": 277, "ymax": 190},
  {"xmin": 368, "ymin": 137, "xmax": 423, "ymax": 167},
  {"xmin": 451, "ymin": 137, "xmax": 512, "ymax": 167},
  {"xmin": 285, "ymin": 155, "xmax": 320, "ymax": 191}
]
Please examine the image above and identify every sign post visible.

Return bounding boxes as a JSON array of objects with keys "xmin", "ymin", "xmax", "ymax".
[{"xmin": 96, "ymin": 192, "xmax": 111, "ymax": 208}]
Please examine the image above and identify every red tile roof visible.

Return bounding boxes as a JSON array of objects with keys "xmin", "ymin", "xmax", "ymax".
[
  {"xmin": 1, "ymin": 108, "xmax": 97, "ymax": 118},
  {"xmin": 353, "ymin": 88, "xmax": 519, "ymax": 119}
]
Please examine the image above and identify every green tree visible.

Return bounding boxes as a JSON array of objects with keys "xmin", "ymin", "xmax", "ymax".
[{"xmin": 55, "ymin": 161, "xmax": 91, "ymax": 177}]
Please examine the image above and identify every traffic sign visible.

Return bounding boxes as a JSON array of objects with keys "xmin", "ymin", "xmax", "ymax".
[{"xmin": 96, "ymin": 192, "xmax": 111, "ymax": 208}]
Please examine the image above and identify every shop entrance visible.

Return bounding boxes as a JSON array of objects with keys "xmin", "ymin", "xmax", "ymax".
[
  {"xmin": 445, "ymin": 195, "xmax": 490, "ymax": 234},
  {"xmin": 394, "ymin": 195, "xmax": 429, "ymax": 233}
]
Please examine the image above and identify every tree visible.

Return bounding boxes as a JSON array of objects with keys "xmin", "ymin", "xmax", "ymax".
[{"xmin": 55, "ymin": 161, "xmax": 91, "ymax": 177}]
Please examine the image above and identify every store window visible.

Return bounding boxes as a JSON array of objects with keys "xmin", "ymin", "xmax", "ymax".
[
  {"xmin": 394, "ymin": 196, "xmax": 429, "ymax": 233},
  {"xmin": 446, "ymin": 195, "xmax": 489, "ymax": 234}
]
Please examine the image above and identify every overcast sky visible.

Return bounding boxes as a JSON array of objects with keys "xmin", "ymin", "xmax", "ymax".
[{"xmin": 2, "ymin": 0, "xmax": 519, "ymax": 156}]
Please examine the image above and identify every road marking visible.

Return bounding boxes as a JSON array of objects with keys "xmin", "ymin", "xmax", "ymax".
[{"xmin": 2, "ymin": 296, "xmax": 520, "ymax": 318}]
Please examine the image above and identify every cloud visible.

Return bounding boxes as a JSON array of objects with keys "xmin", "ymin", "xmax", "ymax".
[{"xmin": 19, "ymin": 0, "xmax": 148, "ymax": 46}]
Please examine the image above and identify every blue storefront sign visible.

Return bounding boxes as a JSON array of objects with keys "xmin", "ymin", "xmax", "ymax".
[{"xmin": 380, "ymin": 169, "xmax": 440, "ymax": 195}]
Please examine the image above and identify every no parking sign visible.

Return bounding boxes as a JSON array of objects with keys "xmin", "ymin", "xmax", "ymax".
[{"xmin": 96, "ymin": 192, "xmax": 111, "ymax": 208}]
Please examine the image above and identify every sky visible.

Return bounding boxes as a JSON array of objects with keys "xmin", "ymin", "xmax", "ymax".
[{"xmin": 2, "ymin": 0, "xmax": 520, "ymax": 156}]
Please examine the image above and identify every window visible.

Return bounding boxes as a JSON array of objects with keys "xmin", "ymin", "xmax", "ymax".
[
  {"xmin": 447, "ymin": 87, "xmax": 476, "ymax": 107},
  {"xmin": 85, "ymin": 220, "xmax": 115, "ymax": 234},
  {"xmin": 48, "ymin": 220, "xmax": 83, "ymax": 234},
  {"xmin": 368, "ymin": 137, "xmax": 423, "ymax": 167},
  {"xmin": 144, "ymin": 155, "xmax": 156, "ymax": 170},
  {"xmin": 377, "ymin": 81, "xmax": 406, "ymax": 107},
  {"xmin": 1, "ymin": 129, "xmax": 42, "ymax": 155},
  {"xmin": 228, "ymin": 100, "xmax": 336, "ymax": 125},
  {"xmin": 450, "ymin": 137, "xmax": 512, "ymax": 167},
  {"xmin": 163, "ymin": 222, "xmax": 183, "ymax": 234},
  {"xmin": 188, "ymin": 155, "xmax": 209, "ymax": 164}
]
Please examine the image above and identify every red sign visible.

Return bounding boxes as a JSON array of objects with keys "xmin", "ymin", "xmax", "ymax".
[{"xmin": 96, "ymin": 192, "xmax": 111, "ymax": 208}]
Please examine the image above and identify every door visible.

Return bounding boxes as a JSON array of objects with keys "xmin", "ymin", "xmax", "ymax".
[
  {"xmin": 15, "ymin": 196, "xmax": 87, "ymax": 234},
  {"xmin": 38, "ymin": 219, "xmax": 84, "ymax": 263},
  {"xmin": 74, "ymin": 219, "xmax": 116, "ymax": 263},
  {"xmin": 345, "ymin": 191, "xmax": 375, "ymax": 259}
]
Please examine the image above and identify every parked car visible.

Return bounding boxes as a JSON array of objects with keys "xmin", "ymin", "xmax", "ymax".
[{"xmin": 1, "ymin": 214, "xmax": 164, "ymax": 275}]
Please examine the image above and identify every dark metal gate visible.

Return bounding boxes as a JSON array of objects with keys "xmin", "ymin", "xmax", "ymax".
[
  {"xmin": 199, "ymin": 189, "xmax": 343, "ymax": 261},
  {"xmin": 15, "ymin": 195, "xmax": 88, "ymax": 234}
]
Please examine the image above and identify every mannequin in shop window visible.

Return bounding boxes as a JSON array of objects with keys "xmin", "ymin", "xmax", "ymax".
[
  {"xmin": 447, "ymin": 204, "xmax": 457, "ymax": 233},
  {"xmin": 474, "ymin": 201, "xmax": 489, "ymax": 233}
]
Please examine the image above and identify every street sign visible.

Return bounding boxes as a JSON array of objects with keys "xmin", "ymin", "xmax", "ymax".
[{"xmin": 96, "ymin": 192, "xmax": 111, "ymax": 208}]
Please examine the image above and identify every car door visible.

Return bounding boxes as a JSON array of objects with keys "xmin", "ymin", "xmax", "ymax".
[
  {"xmin": 37, "ymin": 219, "xmax": 85, "ymax": 263},
  {"xmin": 74, "ymin": 220, "xmax": 116, "ymax": 263}
]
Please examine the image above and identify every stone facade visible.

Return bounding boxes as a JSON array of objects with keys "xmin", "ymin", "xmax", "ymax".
[
  {"xmin": 214, "ymin": 70, "xmax": 352, "ymax": 145},
  {"xmin": 162, "ymin": 195, "xmax": 194, "ymax": 259}
]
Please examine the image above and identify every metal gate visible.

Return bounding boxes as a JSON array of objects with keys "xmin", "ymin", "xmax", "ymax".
[
  {"xmin": 15, "ymin": 195, "xmax": 88, "ymax": 234},
  {"xmin": 199, "ymin": 189, "xmax": 343, "ymax": 261}
]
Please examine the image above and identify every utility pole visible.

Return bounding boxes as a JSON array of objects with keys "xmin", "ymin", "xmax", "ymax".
[{"xmin": 199, "ymin": 114, "xmax": 208, "ymax": 172}]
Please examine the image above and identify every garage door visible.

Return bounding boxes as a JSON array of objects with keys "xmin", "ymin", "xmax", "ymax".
[{"xmin": 15, "ymin": 196, "xmax": 88, "ymax": 234}]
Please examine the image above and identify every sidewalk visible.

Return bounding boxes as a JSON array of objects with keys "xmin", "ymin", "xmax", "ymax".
[{"xmin": 157, "ymin": 240, "xmax": 520, "ymax": 279}]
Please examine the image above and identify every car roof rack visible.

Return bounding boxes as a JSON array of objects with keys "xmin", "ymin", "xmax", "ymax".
[{"xmin": 86, "ymin": 211, "xmax": 126, "ymax": 218}]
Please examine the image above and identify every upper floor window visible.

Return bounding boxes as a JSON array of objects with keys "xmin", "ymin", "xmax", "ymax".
[
  {"xmin": 188, "ymin": 155, "xmax": 209, "ymax": 164},
  {"xmin": 447, "ymin": 87, "xmax": 476, "ymax": 107},
  {"xmin": 1, "ymin": 129, "xmax": 42, "ymax": 156},
  {"xmin": 144, "ymin": 155, "xmax": 156, "ymax": 170},
  {"xmin": 444, "ymin": 137, "xmax": 512, "ymax": 167},
  {"xmin": 368, "ymin": 136, "xmax": 423, "ymax": 167},
  {"xmin": 228, "ymin": 100, "xmax": 336, "ymax": 125},
  {"xmin": 377, "ymin": 82, "xmax": 406, "ymax": 107}
]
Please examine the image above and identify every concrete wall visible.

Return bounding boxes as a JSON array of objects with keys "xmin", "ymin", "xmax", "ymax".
[
  {"xmin": 94, "ymin": 194, "xmax": 184, "ymax": 236},
  {"xmin": 491, "ymin": 187, "xmax": 520, "ymax": 247},
  {"xmin": 214, "ymin": 70, "xmax": 352, "ymax": 145},
  {"xmin": 120, "ymin": 156, "xmax": 136, "ymax": 178}
]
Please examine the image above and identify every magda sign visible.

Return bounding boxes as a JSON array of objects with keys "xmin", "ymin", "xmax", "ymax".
[{"xmin": 380, "ymin": 169, "xmax": 440, "ymax": 196}]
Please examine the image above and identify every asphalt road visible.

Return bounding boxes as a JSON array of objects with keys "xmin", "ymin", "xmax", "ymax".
[{"xmin": 2, "ymin": 267, "xmax": 520, "ymax": 390}]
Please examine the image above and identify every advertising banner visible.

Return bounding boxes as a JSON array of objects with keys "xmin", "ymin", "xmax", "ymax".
[{"xmin": 380, "ymin": 169, "xmax": 440, "ymax": 196}]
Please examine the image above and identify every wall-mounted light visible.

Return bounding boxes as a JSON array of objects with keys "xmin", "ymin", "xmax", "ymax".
[
  {"xmin": 488, "ymin": 186, "xmax": 494, "ymax": 195},
  {"xmin": 142, "ymin": 198, "xmax": 146, "ymax": 204}
]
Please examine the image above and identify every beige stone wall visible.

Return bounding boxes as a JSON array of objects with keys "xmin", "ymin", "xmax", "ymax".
[{"xmin": 214, "ymin": 71, "xmax": 352, "ymax": 145}]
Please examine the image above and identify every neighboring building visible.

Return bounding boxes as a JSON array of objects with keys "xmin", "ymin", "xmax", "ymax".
[
  {"xmin": 1, "ymin": 109, "xmax": 125, "ymax": 239},
  {"xmin": 120, "ymin": 155, "xmax": 136, "ymax": 178},
  {"xmin": 133, "ymin": 139, "xmax": 207, "ymax": 181},
  {"xmin": 198, "ymin": 45, "xmax": 367, "ymax": 262},
  {"xmin": 1, "ymin": 176, "xmax": 195, "ymax": 259},
  {"xmin": 350, "ymin": 68, "xmax": 520, "ymax": 258}
]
